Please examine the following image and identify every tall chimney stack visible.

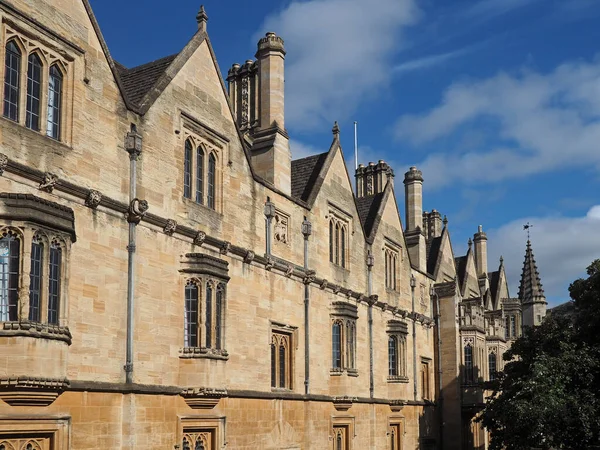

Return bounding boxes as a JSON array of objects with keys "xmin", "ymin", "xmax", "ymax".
[
  {"xmin": 256, "ymin": 32, "xmax": 286, "ymax": 131},
  {"xmin": 473, "ymin": 225, "xmax": 488, "ymax": 277},
  {"xmin": 403, "ymin": 167, "xmax": 426, "ymax": 272}
]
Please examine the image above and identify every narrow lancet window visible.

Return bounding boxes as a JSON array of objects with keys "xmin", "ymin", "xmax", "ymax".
[
  {"xmin": 29, "ymin": 237, "xmax": 43, "ymax": 322},
  {"xmin": 47, "ymin": 243, "xmax": 61, "ymax": 324},
  {"xmin": 184, "ymin": 140, "xmax": 192, "ymax": 198},
  {"xmin": 26, "ymin": 53, "xmax": 42, "ymax": 131},
  {"xmin": 3, "ymin": 41, "xmax": 21, "ymax": 121},
  {"xmin": 184, "ymin": 282, "xmax": 199, "ymax": 347},
  {"xmin": 46, "ymin": 65, "xmax": 62, "ymax": 139},
  {"xmin": 196, "ymin": 147, "xmax": 204, "ymax": 204},
  {"xmin": 207, "ymin": 153, "xmax": 216, "ymax": 209},
  {"xmin": 0, "ymin": 233, "xmax": 19, "ymax": 321}
]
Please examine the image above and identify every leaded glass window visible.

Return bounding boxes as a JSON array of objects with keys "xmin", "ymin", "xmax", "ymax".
[
  {"xmin": 464, "ymin": 344, "xmax": 473, "ymax": 384},
  {"xmin": 46, "ymin": 65, "xmax": 62, "ymax": 139},
  {"xmin": 3, "ymin": 41, "xmax": 21, "ymax": 121},
  {"xmin": 207, "ymin": 153, "xmax": 215, "ymax": 209},
  {"xmin": 332, "ymin": 321, "xmax": 342, "ymax": 369},
  {"xmin": 205, "ymin": 283, "xmax": 212, "ymax": 348},
  {"xmin": 184, "ymin": 140, "xmax": 192, "ymax": 198},
  {"xmin": 196, "ymin": 147, "xmax": 204, "ymax": 204},
  {"xmin": 29, "ymin": 237, "xmax": 43, "ymax": 322},
  {"xmin": 215, "ymin": 285, "xmax": 223, "ymax": 349},
  {"xmin": 184, "ymin": 282, "xmax": 199, "ymax": 347},
  {"xmin": 489, "ymin": 352, "xmax": 497, "ymax": 381},
  {"xmin": 47, "ymin": 242, "xmax": 61, "ymax": 324},
  {"xmin": 0, "ymin": 232, "xmax": 19, "ymax": 321},
  {"xmin": 26, "ymin": 53, "xmax": 42, "ymax": 131},
  {"xmin": 389, "ymin": 335, "xmax": 398, "ymax": 376}
]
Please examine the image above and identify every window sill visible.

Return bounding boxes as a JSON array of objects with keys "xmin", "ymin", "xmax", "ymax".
[
  {"xmin": 179, "ymin": 347, "xmax": 228, "ymax": 360},
  {"xmin": 0, "ymin": 115, "xmax": 71, "ymax": 149},
  {"xmin": 347, "ymin": 368, "xmax": 359, "ymax": 377},
  {"xmin": 0, "ymin": 321, "xmax": 71, "ymax": 345},
  {"xmin": 387, "ymin": 375, "xmax": 409, "ymax": 384},
  {"xmin": 271, "ymin": 387, "xmax": 293, "ymax": 393},
  {"xmin": 329, "ymin": 262, "xmax": 350, "ymax": 272},
  {"xmin": 182, "ymin": 197, "xmax": 221, "ymax": 217},
  {"xmin": 329, "ymin": 368, "xmax": 359, "ymax": 377}
]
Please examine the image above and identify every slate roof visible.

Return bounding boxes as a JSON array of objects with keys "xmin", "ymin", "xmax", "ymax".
[
  {"xmin": 488, "ymin": 270, "xmax": 500, "ymax": 305},
  {"xmin": 290, "ymin": 153, "xmax": 328, "ymax": 202},
  {"xmin": 115, "ymin": 54, "xmax": 178, "ymax": 109},
  {"xmin": 356, "ymin": 192, "xmax": 385, "ymax": 237},
  {"xmin": 455, "ymin": 256, "xmax": 468, "ymax": 289},
  {"xmin": 426, "ymin": 236, "xmax": 443, "ymax": 276}
]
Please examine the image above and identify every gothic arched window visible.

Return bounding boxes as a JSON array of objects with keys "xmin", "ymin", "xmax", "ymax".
[
  {"xmin": 464, "ymin": 344, "xmax": 473, "ymax": 384},
  {"xmin": 205, "ymin": 283, "xmax": 213, "ymax": 348},
  {"xmin": 329, "ymin": 220, "xmax": 334, "ymax": 262},
  {"xmin": 196, "ymin": 146, "xmax": 204, "ymax": 204},
  {"xmin": 26, "ymin": 53, "xmax": 42, "ymax": 131},
  {"xmin": 215, "ymin": 284, "xmax": 223, "ymax": 349},
  {"xmin": 207, "ymin": 153, "xmax": 216, "ymax": 209},
  {"xmin": 0, "ymin": 231, "xmax": 20, "ymax": 322},
  {"xmin": 28, "ymin": 235, "xmax": 44, "ymax": 322},
  {"xmin": 340, "ymin": 226, "xmax": 346, "ymax": 268},
  {"xmin": 184, "ymin": 140, "xmax": 192, "ymax": 199},
  {"xmin": 346, "ymin": 320, "xmax": 355, "ymax": 369},
  {"xmin": 184, "ymin": 281, "xmax": 199, "ymax": 348},
  {"xmin": 3, "ymin": 40, "xmax": 21, "ymax": 121},
  {"xmin": 46, "ymin": 64, "xmax": 63, "ymax": 139},
  {"xmin": 47, "ymin": 241, "xmax": 62, "ymax": 325},
  {"xmin": 332, "ymin": 321, "xmax": 342, "ymax": 370},
  {"xmin": 489, "ymin": 352, "xmax": 497, "ymax": 381},
  {"xmin": 389, "ymin": 335, "xmax": 398, "ymax": 377}
]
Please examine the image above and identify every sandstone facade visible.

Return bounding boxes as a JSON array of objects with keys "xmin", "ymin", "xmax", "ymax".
[{"xmin": 0, "ymin": 1, "xmax": 545, "ymax": 449}]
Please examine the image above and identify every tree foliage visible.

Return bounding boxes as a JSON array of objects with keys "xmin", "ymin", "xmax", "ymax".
[{"xmin": 480, "ymin": 259, "xmax": 600, "ymax": 450}]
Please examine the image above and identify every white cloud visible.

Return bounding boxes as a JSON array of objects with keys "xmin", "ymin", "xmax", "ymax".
[
  {"xmin": 463, "ymin": 0, "xmax": 543, "ymax": 21},
  {"xmin": 255, "ymin": 0, "xmax": 420, "ymax": 130},
  {"xmin": 487, "ymin": 205, "xmax": 600, "ymax": 306},
  {"xmin": 289, "ymin": 139, "xmax": 321, "ymax": 160},
  {"xmin": 394, "ymin": 57, "xmax": 600, "ymax": 189},
  {"xmin": 393, "ymin": 48, "xmax": 468, "ymax": 75}
]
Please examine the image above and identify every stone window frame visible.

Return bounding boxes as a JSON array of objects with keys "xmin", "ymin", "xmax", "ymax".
[
  {"xmin": 330, "ymin": 415, "xmax": 355, "ymax": 450},
  {"xmin": 388, "ymin": 416, "xmax": 405, "ymax": 450},
  {"xmin": 330, "ymin": 301, "xmax": 358, "ymax": 376},
  {"xmin": 387, "ymin": 320, "xmax": 408, "ymax": 383},
  {"xmin": 488, "ymin": 350, "xmax": 498, "ymax": 381},
  {"xmin": 0, "ymin": 416, "xmax": 70, "ymax": 450},
  {"xmin": 1, "ymin": 24, "xmax": 73, "ymax": 145},
  {"xmin": 180, "ymin": 253, "xmax": 229, "ymax": 360},
  {"xmin": 328, "ymin": 205, "xmax": 351, "ymax": 269},
  {"xmin": 270, "ymin": 321, "xmax": 297, "ymax": 391},
  {"xmin": 0, "ymin": 193, "xmax": 74, "ymax": 344},
  {"xmin": 180, "ymin": 113, "xmax": 227, "ymax": 214},
  {"xmin": 462, "ymin": 337, "xmax": 475, "ymax": 385},
  {"xmin": 383, "ymin": 241, "xmax": 400, "ymax": 292},
  {"xmin": 420, "ymin": 357, "xmax": 432, "ymax": 401},
  {"xmin": 178, "ymin": 416, "xmax": 225, "ymax": 450}
]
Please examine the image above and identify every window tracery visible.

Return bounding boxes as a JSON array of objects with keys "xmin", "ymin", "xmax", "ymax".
[
  {"xmin": 182, "ymin": 135, "xmax": 219, "ymax": 211},
  {"xmin": 387, "ymin": 320, "xmax": 408, "ymax": 382},
  {"xmin": 270, "ymin": 330, "xmax": 292, "ymax": 389},
  {"xmin": 329, "ymin": 215, "xmax": 349, "ymax": 268},
  {"xmin": 330, "ymin": 302, "xmax": 358, "ymax": 374}
]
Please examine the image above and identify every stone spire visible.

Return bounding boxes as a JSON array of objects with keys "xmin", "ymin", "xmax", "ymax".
[
  {"xmin": 196, "ymin": 5, "xmax": 208, "ymax": 32},
  {"xmin": 518, "ymin": 240, "xmax": 547, "ymax": 327}
]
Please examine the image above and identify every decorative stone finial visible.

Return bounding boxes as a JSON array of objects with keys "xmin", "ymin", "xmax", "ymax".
[
  {"xmin": 468, "ymin": 238, "xmax": 473, "ymax": 248},
  {"xmin": 500, "ymin": 255, "xmax": 504, "ymax": 264},
  {"xmin": 196, "ymin": 5, "xmax": 208, "ymax": 32},
  {"xmin": 332, "ymin": 121, "xmax": 340, "ymax": 137},
  {"xmin": 443, "ymin": 215, "xmax": 448, "ymax": 226}
]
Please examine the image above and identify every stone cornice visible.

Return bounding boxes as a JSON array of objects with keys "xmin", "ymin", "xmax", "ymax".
[
  {"xmin": 0, "ymin": 154, "xmax": 433, "ymax": 326},
  {"xmin": 0, "ymin": 377, "xmax": 70, "ymax": 406},
  {"xmin": 0, "ymin": 321, "xmax": 72, "ymax": 345}
]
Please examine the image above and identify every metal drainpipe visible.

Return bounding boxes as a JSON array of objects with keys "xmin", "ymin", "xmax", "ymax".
[
  {"xmin": 302, "ymin": 217, "xmax": 312, "ymax": 395},
  {"xmin": 124, "ymin": 125, "xmax": 144, "ymax": 384},
  {"xmin": 432, "ymin": 286, "xmax": 444, "ymax": 450},
  {"xmin": 367, "ymin": 251, "xmax": 375, "ymax": 399},
  {"xmin": 264, "ymin": 198, "xmax": 275, "ymax": 256},
  {"xmin": 410, "ymin": 274, "xmax": 417, "ymax": 401}
]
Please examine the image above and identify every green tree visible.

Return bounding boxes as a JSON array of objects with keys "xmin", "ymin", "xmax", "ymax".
[{"xmin": 480, "ymin": 260, "xmax": 600, "ymax": 450}]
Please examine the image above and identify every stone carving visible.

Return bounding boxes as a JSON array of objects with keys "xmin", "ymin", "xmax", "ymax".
[
  {"xmin": 163, "ymin": 219, "xmax": 177, "ymax": 235},
  {"xmin": 127, "ymin": 198, "xmax": 149, "ymax": 224},
  {"xmin": 320, "ymin": 279, "xmax": 328, "ymax": 290},
  {"xmin": 85, "ymin": 190, "xmax": 102, "ymax": 209},
  {"xmin": 303, "ymin": 270, "xmax": 316, "ymax": 285},
  {"xmin": 39, "ymin": 172, "xmax": 58, "ymax": 193},
  {"xmin": 265, "ymin": 256, "xmax": 275, "ymax": 271},
  {"xmin": 366, "ymin": 175, "xmax": 374, "ymax": 195},
  {"xmin": 332, "ymin": 285, "xmax": 340, "ymax": 295},
  {"xmin": 220, "ymin": 241, "xmax": 231, "ymax": 255},
  {"xmin": 463, "ymin": 337, "xmax": 475, "ymax": 346},
  {"xmin": 274, "ymin": 212, "xmax": 288, "ymax": 244},
  {"xmin": 241, "ymin": 76, "xmax": 249, "ymax": 127},
  {"xmin": 0, "ymin": 153, "xmax": 8, "ymax": 175},
  {"xmin": 285, "ymin": 264, "xmax": 294, "ymax": 277},
  {"xmin": 194, "ymin": 231, "xmax": 206, "ymax": 246},
  {"xmin": 244, "ymin": 250, "xmax": 255, "ymax": 264}
]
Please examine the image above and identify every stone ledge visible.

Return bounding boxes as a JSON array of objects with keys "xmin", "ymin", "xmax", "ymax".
[
  {"xmin": 0, "ymin": 321, "xmax": 72, "ymax": 345},
  {"xmin": 179, "ymin": 347, "xmax": 229, "ymax": 360},
  {"xmin": 0, "ymin": 377, "xmax": 69, "ymax": 406},
  {"xmin": 180, "ymin": 387, "xmax": 227, "ymax": 409},
  {"xmin": 387, "ymin": 376, "xmax": 409, "ymax": 384}
]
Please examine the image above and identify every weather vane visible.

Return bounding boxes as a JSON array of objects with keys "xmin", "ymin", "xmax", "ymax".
[{"xmin": 523, "ymin": 222, "xmax": 533, "ymax": 241}]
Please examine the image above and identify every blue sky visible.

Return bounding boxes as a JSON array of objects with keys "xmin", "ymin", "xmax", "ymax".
[{"xmin": 89, "ymin": 0, "xmax": 600, "ymax": 305}]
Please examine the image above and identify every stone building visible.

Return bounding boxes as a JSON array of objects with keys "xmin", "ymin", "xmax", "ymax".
[{"xmin": 0, "ymin": 1, "xmax": 545, "ymax": 449}]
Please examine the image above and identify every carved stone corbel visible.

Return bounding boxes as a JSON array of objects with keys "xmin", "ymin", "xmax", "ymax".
[
  {"xmin": 285, "ymin": 264, "xmax": 294, "ymax": 277},
  {"xmin": 265, "ymin": 256, "xmax": 275, "ymax": 271},
  {"xmin": 303, "ymin": 270, "xmax": 316, "ymax": 285},
  {"xmin": 320, "ymin": 279, "xmax": 328, "ymax": 290},
  {"xmin": 127, "ymin": 198, "xmax": 149, "ymax": 224},
  {"xmin": 244, "ymin": 250, "xmax": 255, "ymax": 264},
  {"xmin": 85, "ymin": 189, "xmax": 102, "ymax": 209},
  {"xmin": 163, "ymin": 219, "xmax": 177, "ymax": 235},
  {"xmin": 39, "ymin": 173, "xmax": 58, "ymax": 193},
  {"xmin": 220, "ymin": 241, "xmax": 231, "ymax": 255},
  {"xmin": 194, "ymin": 231, "xmax": 206, "ymax": 246},
  {"xmin": 180, "ymin": 387, "xmax": 227, "ymax": 410},
  {"xmin": 0, "ymin": 153, "xmax": 8, "ymax": 175}
]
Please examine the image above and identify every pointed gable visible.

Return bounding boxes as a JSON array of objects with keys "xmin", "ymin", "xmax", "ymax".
[{"xmin": 456, "ymin": 246, "xmax": 480, "ymax": 298}]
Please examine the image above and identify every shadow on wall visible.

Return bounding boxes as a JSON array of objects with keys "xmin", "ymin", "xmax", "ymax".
[{"xmin": 418, "ymin": 406, "xmax": 438, "ymax": 450}]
